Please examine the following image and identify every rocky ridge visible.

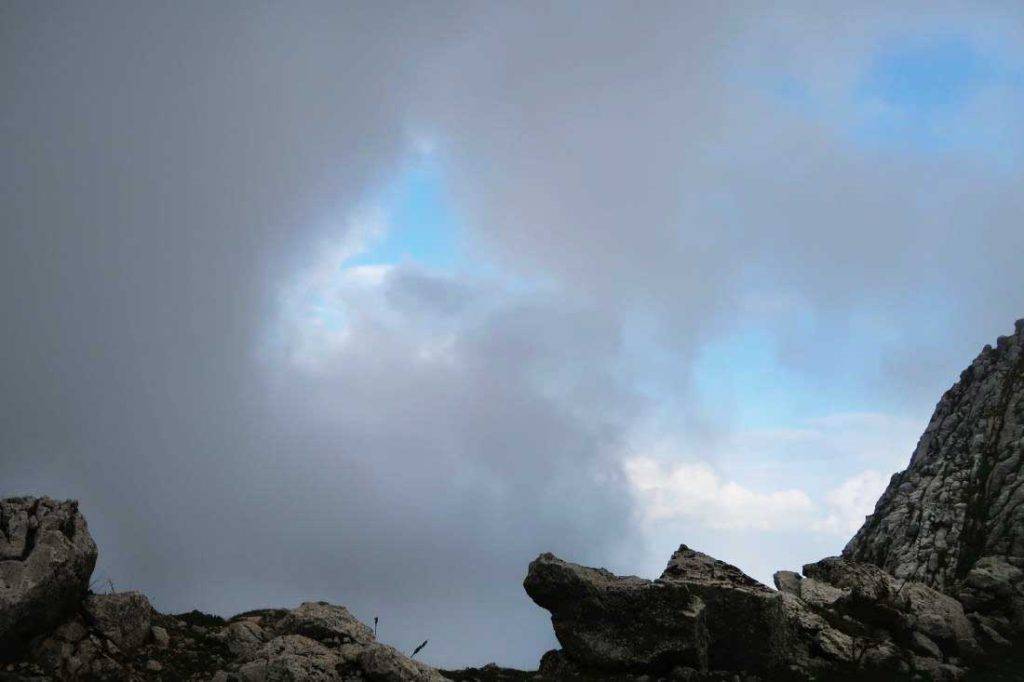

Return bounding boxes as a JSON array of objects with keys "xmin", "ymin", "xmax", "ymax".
[
  {"xmin": 513, "ymin": 321, "xmax": 1024, "ymax": 680},
  {"xmin": 0, "ymin": 497, "xmax": 445, "ymax": 681},
  {"xmin": 4, "ymin": 320, "xmax": 1024, "ymax": 680}
]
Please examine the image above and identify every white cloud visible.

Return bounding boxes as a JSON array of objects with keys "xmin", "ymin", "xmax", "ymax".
[
  {"xmin": 813, "ymin": 469, "xmax": 890, "ymax": 535},
  {"xmin": 271, "ymin": 209, "xmax": 395, "ymax": 368},
  {"xmin": 624, "ymin": 412, "xmax": 919, "ymax": 535},
  {"xmin": 625, "ymin": 457, "xmax": 816, "ymax": 531},
  {"xmin": 625, "ymin": 457, "xmax": 894, "ymax": 536}
]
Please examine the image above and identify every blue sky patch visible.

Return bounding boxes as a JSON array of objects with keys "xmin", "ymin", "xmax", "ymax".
[
  {"xmin": 863, "ymin": 36, "xmax": 989, "ymax": 114},
  {"xmin": 852, "ymin": 35, "xmax": 1012, "ymax": 150},
  {"xmin": 348, "ymin": 153, "xmax": 464, "ymax": 271}
]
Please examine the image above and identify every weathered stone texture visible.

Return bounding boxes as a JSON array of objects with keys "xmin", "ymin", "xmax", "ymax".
[
  {"xmin": 0, "ymin": 497, "xmax": 97, "ymax": 654},
  {"xmin": 523, "ymin": 552, "xmax": 709, "ymax": 672},
  {"xmin": 845, "ymin": 319, "xmax": 1024, "ymax": 626},
  {"xmin": 83, "ymin": 591, "xmax": 154, "ymax": 652},
  {"xmin": 526, "ymin": 546, "xmax": 990, "ymax": 679}
]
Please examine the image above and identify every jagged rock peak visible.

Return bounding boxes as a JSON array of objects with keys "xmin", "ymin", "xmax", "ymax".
[{"xmin": 844, "ymin": 318, "xmax": 1024, "ymax": 630}]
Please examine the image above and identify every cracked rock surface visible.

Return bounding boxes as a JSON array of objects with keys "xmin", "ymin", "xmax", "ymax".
[
  {"xmin": 525, "ymin": 547, "xmax": 986, "ymax": 680},
  {"xmin": 2, "ymin": 599, "xmax": 449, "ymax": 681},
  {"xmin": 845, "ymin": 319, "xmax": 1024, "ymax": 636},
  {"xmin": 0, "ymin": 497, "xmax": 97, "ymax": 657},
  {"xmin": 523, "ymin": 552, "xmax": 709, "ymax": 672},
  {"xmin": 0, "ymin": 497, "xmax": 448, "ymax": 681}
]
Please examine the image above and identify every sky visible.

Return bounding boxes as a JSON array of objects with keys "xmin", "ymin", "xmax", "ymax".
[{"xmin": 3, "ymin": 0, "xmax": 1024, "ymax": 670}]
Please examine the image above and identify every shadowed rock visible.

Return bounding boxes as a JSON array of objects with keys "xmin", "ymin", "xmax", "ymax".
[
  {"xmin": 526, "ymin": 546, "xmax": 985, "ymax": 680},
  {"xmin": 524, "ymin": 552, "xmax": 709, "ymax": 672},
  {"xmin": 84, "ymin": 591, "xmax": 154, "ymax": 653},
  {"xmin": 0, "ymin": 496, "xmax": 97, "ymax": 657},
  {"xmin": 0, "ymin": 495, "xmax": 450, "ymax": 680},
  {"xmin": 659, "ymin": 545, "xmax": 786, "ymax": 672}
]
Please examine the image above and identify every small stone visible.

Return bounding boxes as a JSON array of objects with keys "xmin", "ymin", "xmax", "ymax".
[{"xmin": 146, "ymin": 659, "xmax": 163, "ymax": 671}]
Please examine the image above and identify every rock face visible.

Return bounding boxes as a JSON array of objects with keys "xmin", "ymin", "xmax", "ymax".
[
  {"xmin": 846, "ymin": 319, "xmax": 1024, "ymax": 636},
  {"xmin": 0, "ymin": 497, "xmax": 97, "ymax": 656}
]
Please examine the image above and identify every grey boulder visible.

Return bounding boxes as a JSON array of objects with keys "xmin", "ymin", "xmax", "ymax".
[
  {"xmin": 0, "ymin": 497, "xmax": 97, "ymax": 654},
  {"xmin": 524, "ymin": 552, "xmax": 709, "ymax": 672},
  {"xmin": 83, "ymin": 591, "xmax": 154, "ymax": 652},
  {"xmin": 224, "ymin": 601, "xmax": 451, "ymax": 682}
]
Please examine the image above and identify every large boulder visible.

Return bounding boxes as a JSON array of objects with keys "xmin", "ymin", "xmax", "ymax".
[
  {"xmin": 524, "ymin": 552, "xmax": 709, "ymax": 672},
  {"xmin": 526, "ymin": 546, "xmax": 981, "ymax": 680},
  {"xmin": 83, "ymin": 591, "xmax": 154, "ymax": 652},
  {"xmin": 358, "ymin": 643, "xmax": 450, "ymax": 682},
  {"xmin": 658, "ymin": 547, "xmax": 949, "ymax": 679},
  {"xmin": 957, "ymin": 554, "xmax": 1024, "ymax": 637},
  {"xmin": 224, "ymin": 601, "xmax": 451, "ymax": 682},
  {"xmin": 659, "ymin": 545, "xmax": 787, "ymax": 672},
  {"xmin": 274, "ymin": 601, "xmax": 374, "ymax": 647},
  {"xmin": 0, "ymin": 496, "xmax": 97, "ymax": 656},
  {"xmin": 236, "ymin": 634, "xmax": 345, "ymax": 681},
  {"xmin": 802, "ymin": 557, "xmax": 979, "ymax": 660}
]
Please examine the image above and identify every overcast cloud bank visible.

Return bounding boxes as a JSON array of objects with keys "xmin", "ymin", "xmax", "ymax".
[{"xmin": 4, "ymin": 1, "xmax": 1024, "ymax": 668}]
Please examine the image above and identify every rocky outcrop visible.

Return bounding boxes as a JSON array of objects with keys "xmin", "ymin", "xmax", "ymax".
[
  {"xmin": 845, "ymin": 320, "xmax": 1024, "ymax": 633},
  {"xmin": 518, "ymin": 319, "xmax": 1024, "ymax": 680},
  {"xmin": 0, "ymin": 497, "xmax": 97, "ymax": 657},
  {"xmin": 13, "ymin": 598, "xmax": 449, "ymax": 681},
  {"xmin": 0, "ymin": 497, "xmax": 449, "ymax": 681},
  {"xmin": 525, "ymin": 546, "xmax": 989, "ymax": 680}
]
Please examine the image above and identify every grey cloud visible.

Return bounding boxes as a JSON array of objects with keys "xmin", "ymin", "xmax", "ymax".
[
  {"xmin": 416, "ymin": 1, "xmax": 1024, "ymax": 401},
  {"xmin": 385, "ymin": 268, "xmax": 476, "ymax": 318},
  {"xmin": 5, "ymin": 0, "xmax": 1024, "ymax": 670}
]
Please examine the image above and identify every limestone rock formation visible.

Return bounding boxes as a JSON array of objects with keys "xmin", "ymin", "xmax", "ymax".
[
  {"xmin": 83, "ymin": 592, "xmax": 154, "ymax": 653},
  {"xmin": 0, "ymin": 497, "xmax": 97, "ymax": 657},
  {"xmin": 12, "ymin": 598, "xmax": 450, "ymax": 681},
  {"xmin": 846, "ymin": 319, "xmax": 1024, "ymax": 639},
  {"xmin": 658, "ymin": 545, "xmax": 786, "ymax": 673},
  {"xmin": 525, "ymin": 546, "xmax": 988, "ymax": 680},
  {"xmin": 0, "ymin": 497, "xmax": 449, "ymax": 681},
  {"xmin": 523, "ymin": 552, "xmax": 709, "ymax": 672}
]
